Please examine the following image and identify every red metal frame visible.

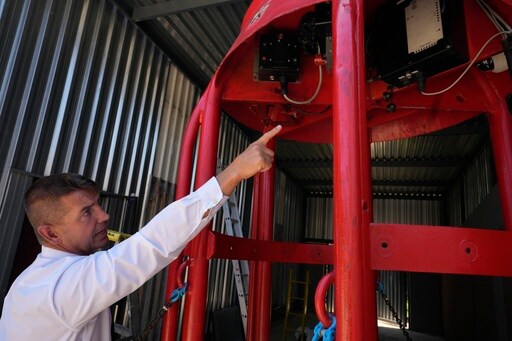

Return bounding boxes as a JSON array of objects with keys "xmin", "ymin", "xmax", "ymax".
[
  {"xmin": 162, "ymin": 0, "xmax": 512, "ymax": 340},
  {"xmin": 315, "ymin": 271, "xmax": 335, "ymax": 329}
]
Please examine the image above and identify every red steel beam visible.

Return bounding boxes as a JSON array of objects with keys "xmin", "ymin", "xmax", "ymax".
[
  {"xmin": 209, "ymin": 223, "xmax": 512, "ymax": 277},
  {"xmin": 246, "ymin": 174, "xmax": 260, "ymax": 340},
  {"xmin": 488, "ymin": 107, "xmax": 512, "ymax": 230},
  {"xmin": 314, "ymin": 271, "xmax": 335, "ymax": 328},
  {"xmin": 161, "ymin": 93, "xmax": 204, "ymax": 341},
  {"xmin": 180, "ymin": 86, "xmax": 222, "ymax": 341},
  {"xmin": 251, "ymin": 136, "xmax": 276, "ymax": 341},
  {"xmin": 371, "ymin": 223, "xmax": 512, "ymax": 277},
  {"xmin": 474, "ymin": 71, "xmax": 512, "ymax": 231},
  {"xmin": 207, "ymin": 232, "xmax": 334, "ymax": 264},
  {"xmin": 332, "ymin": 1, "xmax": 376, "ymax": 340}
]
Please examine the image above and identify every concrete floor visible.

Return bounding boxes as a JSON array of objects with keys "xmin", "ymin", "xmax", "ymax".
[{"xmin": 271, "ymin": 315, "xmax": 445, "ymax": 341}]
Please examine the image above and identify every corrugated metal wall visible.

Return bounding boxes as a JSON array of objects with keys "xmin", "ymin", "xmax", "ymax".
[
  {"xmin": 303, "ymin": 176, "xmax": 444, "ymax": 324},
  {"xmin": 273, "ymin": 169, "xmax": 307, "ymax": 311},
  {"xmin": 206, "ymin": 115, "xmax": 251, "ymax": 317},
  {"xmin": 191, "ymin": 136, "xmax": 307, "ymax": 333},
  {"xmin": 446, "ymin": 142, "xmax": 496, "ymax": 226},
  {"xmin": 0, "ymin": 0, "xmax": 203, "ymax": 327}
]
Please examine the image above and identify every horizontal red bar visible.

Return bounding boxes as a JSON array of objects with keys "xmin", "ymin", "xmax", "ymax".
[
  {"xmin": 371, "ymin": 223, "xmax": 512, "ymax": 277},
  {"xmin": 207, "ymin": 225, "xmax": 512, "ymax": 277},
  {"xmin": 207, "ymin": 231, "xmax": 333, "ymax": 265}
]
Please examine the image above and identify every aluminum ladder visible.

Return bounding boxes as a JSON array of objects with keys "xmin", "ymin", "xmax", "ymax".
[
  {"xmin": 222, "ymin": 194, "xmax": 250, "ymax": 336},
  {"xmin": 283, "ymin": 268, "xmax": 310, "ymax": 341}
]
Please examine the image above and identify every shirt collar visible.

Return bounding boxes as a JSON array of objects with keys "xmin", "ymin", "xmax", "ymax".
[{"xmin": 41, "ymin": 245, "xmax": 79, "ymax": 258}]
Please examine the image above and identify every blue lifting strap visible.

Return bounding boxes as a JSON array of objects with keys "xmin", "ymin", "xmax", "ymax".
[
  {"xmin": 312, "ymin": 314, "xmax": 336, "ymax": 341},
  {"xmin": 170, "ymin": 283, "xmax": 188, "ymax": 303}
]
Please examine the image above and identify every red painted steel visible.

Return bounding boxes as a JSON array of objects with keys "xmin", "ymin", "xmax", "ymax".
[
  {"xmin": 473, "ymin": 71, "xmax": 512, "ymax": 230},
  {"xmin": 162, "ymin": 0, "xmax": 512, "ymax": 340},
  {"xmin": 332, "ymin": 1, "xmax": 377, "ymax": 340},
  {"xmin": 371, "ymin": 223, "xmax": 512, "ymax": 277},
  {"xmin": 246, "ymin": 174, "xmax": 260, "ymax": 340},
  {"xmin": 315, "ymin": 271, "xmax": 335, "ymax": 328},
  {"xmin": 252, "ymin": 136, "xmax": 276, "ymax": 341},
  {"xmin": 181, "ymin": 86, "xmax": 222, "ymax": 340},
  {"xmin": 161, "ymin": 96, "xmax": 203, "ymax": 341},
  {"xmin": 177, "ymin": 258, "xmax": 193, "ymax": 288},
  {"xmin": 207, "ymin": 231, "xmax": 334, "ymax": 264}
]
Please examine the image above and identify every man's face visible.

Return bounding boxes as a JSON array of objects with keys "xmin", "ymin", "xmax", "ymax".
[{"xmin": 50, "ymin": 189, "xmax": 110, "ymax": 255}]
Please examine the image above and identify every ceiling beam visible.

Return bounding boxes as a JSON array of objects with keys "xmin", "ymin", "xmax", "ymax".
[
  {"xmin": 300, "ymin": 179, "xmax": 449, "ymax": 187},
  {"xmin": 372, "ymin": 179, "xmax": 448, "ymax": 187},
  {"xmin": 278, "ymin": 158, "xmax": 469, "ymax": 169},
  {"xmin": 306, "ymin": 192, "xmax": 444, "ymax": 200},
  {"xmin": 132, "ymin": 0, "xmax": 243, "ymax": 22},
  {"xmin": 372, "ymin": 192, "xmax": 444, "ymax": 200}
]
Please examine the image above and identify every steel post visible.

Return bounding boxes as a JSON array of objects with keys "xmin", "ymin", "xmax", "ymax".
[
  {"xmin": 252, "ymin": 135, "xmax": 276, "ymax": 341},
  {"xmin": 161, "ymin": 96, "xmax": 203, "ymax": 341},
  {"xmin": 180, "ymin": 86, "xmax": 222, "ymax": 340},
  {"xmin": 332, "ymin": 0, "xmax": 377, "ymax": 340},
  {"xmin": 246, "ymin": 174, "xmax": 260, "ymax": 340},
  {"xmin": 488, "ymin": 106, "xmax": 512, "ymax": 230}
]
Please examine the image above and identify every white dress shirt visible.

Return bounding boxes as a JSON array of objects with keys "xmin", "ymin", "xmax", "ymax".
[{"xmin": 0, "ymin": 177, "xmax": 225, "ymax": 340}]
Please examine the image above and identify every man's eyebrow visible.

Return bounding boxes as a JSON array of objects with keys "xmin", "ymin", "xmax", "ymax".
[{"xmin": 81, "ymin": 202, "xmax": 95, "ymax": 213}]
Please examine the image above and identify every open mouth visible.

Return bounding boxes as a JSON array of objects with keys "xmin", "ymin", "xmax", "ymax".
[{"xmin": 95, "ymin": 229, "xmax": 107, "ymax": 237}]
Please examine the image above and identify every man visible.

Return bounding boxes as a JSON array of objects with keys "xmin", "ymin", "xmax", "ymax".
[{"xmin": 0, "ymin": 125, "xmax": 282, "ymax": 340}]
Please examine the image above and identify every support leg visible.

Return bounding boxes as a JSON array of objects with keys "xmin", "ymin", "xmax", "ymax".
[{"xmin": 332, "ymin": 1, "xmax": 377, "ymax": 339}]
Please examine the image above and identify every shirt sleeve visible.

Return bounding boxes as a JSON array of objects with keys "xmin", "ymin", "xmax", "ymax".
[{"xmin": 50, "ymin": 177, "xmax": 225, "ymax": 329}]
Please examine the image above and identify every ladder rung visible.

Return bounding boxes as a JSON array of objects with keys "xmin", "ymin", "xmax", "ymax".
[
  {"xmin": 291, "ymin": 280, "xmax": 308, "ymax": 285},
  {"xmin": 289, "ymin": 312, "xmax": 306, "ymax": 317}
]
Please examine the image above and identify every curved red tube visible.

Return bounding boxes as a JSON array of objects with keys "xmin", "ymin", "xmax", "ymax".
[
  {"xmin": 177, "ymin": 258, "xmax": 193, "ymax": 288},
  {"xmin": 314, "ymin": 271, "xmax": 335, "ymax": 328}
]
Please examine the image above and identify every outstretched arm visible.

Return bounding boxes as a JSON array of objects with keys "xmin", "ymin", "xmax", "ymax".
[{"xmin": 216, "ymin": 125, "xmax": 282, "ymax": 196}]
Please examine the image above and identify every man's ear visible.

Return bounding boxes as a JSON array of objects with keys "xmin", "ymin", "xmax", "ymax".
[{"xmin": 37, "ymin": 225, "xmax": 60, "ymax": 245}]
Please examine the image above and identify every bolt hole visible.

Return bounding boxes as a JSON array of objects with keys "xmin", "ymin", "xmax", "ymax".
[
  {"xmin": 465, "ymin": 247, "xmax": 471, "ymax": 254},
  {"xmin": 455, "ymin": 94, "xmax": 465, "ymax": 103},
  {"xmin": 381, "ymin": 242, "xmax": 388, "ymax": 249}
]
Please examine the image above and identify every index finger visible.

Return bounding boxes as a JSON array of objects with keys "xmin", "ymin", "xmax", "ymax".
[{"xmin": 257, "ymin": 125, "xmax": 282, "ymax": 145}]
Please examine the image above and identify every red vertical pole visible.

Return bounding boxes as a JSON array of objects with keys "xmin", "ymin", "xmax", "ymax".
[
  {"xmin": 180, "ymin": 86, "xmax": 222, "ymax": 340},
  {"xmin": 252, "ymin": 136, "xmax": 276, "ymax": 340},
  {"xmin": 332, "ymin": 1, "xmax": 377, "ymax": 340},
  {"xmin": 487, "ymin": 106, "xmax": 512, "ymax": 230},
  {"xmin": 475, "ymin": 73, "xmax": 512, "ymax": 230},
  {"xmin": 360, "ymin": 100, "xmax": 378, "ymax": 335},
  {"xmin": 246, "ymin": 174, "xmax": 260, "ymax": 340},
  {"xmin": 161, "ymin": 96, "xmax": 204, "ymax": 341}
]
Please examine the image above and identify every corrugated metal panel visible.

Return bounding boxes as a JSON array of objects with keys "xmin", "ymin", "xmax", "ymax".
[
  {"xmin": 447, "ymin": 142, "xmax": 497, "ymax": 225},
  {"xmin": 373, "ymin": 199, "xmax": 443, "ymax": 225},
  {"xmin": 305, "ymin": 193, "xmax": 443, "ymax": 325},
  {"xmin": 113, "ymin": 0, "xmax": 251, "ymax": 87},
  {"xmin": 305, "ymin": 197, "xmax": 334, "ymax": 240},
  {"xmin": 371, "ymin": 134, "xmax": 485, "ymax": 160},
  {"xmin": 205, "ymin": 115, "xmax": 251, "ymax": 322},
  {"xmin": 193, "ymin": 126, "xmax": 309, "ymax": 322},
  {"xmin": 0, "ymin": 171, "xmax": 32, "ymax": 306},
  {"xmin": 153, "ymin": 65, "xmax": 199, "ymax": 183},
  {"xmin": 0, "ymin": 0, "xmax": 202, "ymax": 332},
  {"xmin": 272, "ymin": 169, "xmax": 306, "ymax": 310},
  {"xmin": 0, "ymin": 0, "xmax": 172, "ymax": 198}
]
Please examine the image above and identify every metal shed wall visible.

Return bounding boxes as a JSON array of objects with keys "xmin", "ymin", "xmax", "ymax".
[
  {"xmin": 304, "ymin": 194, "xmax": 443, "ymax": 322},
  {"xmin": 0, "ymin": 0, "xmax": 200, "ymax": 314},
  {"xmin": 446, "ymin": 142, "xmax": 496, "ymax": 226}
]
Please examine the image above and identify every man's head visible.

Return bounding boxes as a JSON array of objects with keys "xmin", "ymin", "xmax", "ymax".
[{"xmin": 25, "ymin": 173, "xmax": 110, "ymax": 255}]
